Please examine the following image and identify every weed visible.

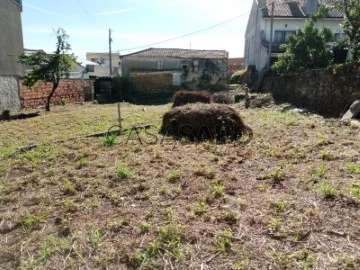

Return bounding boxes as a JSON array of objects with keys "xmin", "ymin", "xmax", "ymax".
[
  {"xmin": 75, "ymin": 156, "xmax": 88, "ymax": 169},
  {"xmin": 339, "ymin": 254, "xmax": 356, "ymax": 269},
  {"xmin": 61, "ymin": 199, "xmax": 79, "ymax": 213},
  {"xmin": 87, "ymin": 229, "xmax": 105, "ymax": 249},
  {"xmin": 268, "ymin": 250, "xmax": 290, "ymax": 268},
  {"xmin": 210, "ymin": 180, "xmax": 225, "ymax": 198},
  {"xmin": 133, "ymin": 241, "xmax": 160, "ymax": 263},
  {"xmin": 106, "ymin": 219, "xmax": 128, "ymax": 232},
  {"xmin": 269, "ymin": 167, "xmax": 284, "ymax": 184},
  {"xmin": 310, "ymin": 164, "xmax": 327, "ymax": 179},
  {"xmin": 320, "ymin": 149, "xmax": 332, "ymax": 160},
  {"xmin": 319, "ymin": 180, "xmax": 339, "ymax": 199},
  {"xmin": 166, "ymin": 170, "xmax": 181, "ymax": 183},
  {"xmin": 115, "ymin": 164, "xmax": 133, "ymax": 180},
  {"xmin": 158, "ymin": 223, "xmax": 184, "ymax": 259},
  {"xmin": 193, "ymin": 200, "xmax": 208, "ymax": 216},
  {"xmin": 109, "ymin": 193, "xmax": 122, "ymax": 206},
  {"xmin": 271, "ymin": 199, "xmax": 289, "ymax": 212},
  {"xmin": 139, "ymin": 221, "xmax": 152, "ymax": 234},
  {"xmin": 170, "ymin": 187, "xmax": 181, "ymax": 199},
  {"xmin": 162, "ymin": 207, "xmax": 175, "ymax": 221},
  {"xmin": 103, "ymin": 133, "xmax": 117, "ymax": 147},
  {"xmin": 60, "ymin": 98, "xmax": 67, "ymax": 106},
  {"xmin": 37, "ymin": 235, "xmax": 71, "ymax": 262},
  {"xmin": 61, "ymin": 178, "xmax": 76, "ymax": 195},
  {"xmin": 233, "ymin": 261, "xmax": 245, "ymax": 270},
  {"xmin": 92, "ymin": 99, "xmax": 98, "ymax": 104},
  {"xmin": 195, "ymin": 166, "xmax": 215, "ymax": 179},
  {"xmin": 22, "ymin": 212, "xmax": 47, "ymax": 232},
  {"xmin": 347, "ymin": 163, "xmax": 360, "ymax": 174},
  {"xmin": 268, "ymin": 217, "xmax": 282, "ymax": 231},
  {"xmin": 350, "ymin": 183, "xmax": 360, "ymax": 200},
  {"xmin": 214, "ymin": 228, "xmax": 233, "ymax": 252},
  {"xmin": 257, "ymin": 184, "xmax": 266, "ymax": 192}
]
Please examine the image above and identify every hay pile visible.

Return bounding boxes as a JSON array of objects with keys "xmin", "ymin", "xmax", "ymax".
[
  {"xmin": 160, "ymin": 103, "xmax": 252, "ymax": 142},
  {"xmin": 172, "ymin": 90, "xmax": 212, "ymax": 108}
]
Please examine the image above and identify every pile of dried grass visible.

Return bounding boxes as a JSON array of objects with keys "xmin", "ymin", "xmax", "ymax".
[
  {"xmin": 172, "ymin": 90, "xmax": 212, "ymax": 108},
  {"xmin": 160, "ymin": 103, "xmax": 252, "ymax": 142}
]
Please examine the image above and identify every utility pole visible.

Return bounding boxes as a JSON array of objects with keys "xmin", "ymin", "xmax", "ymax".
[
  {"xmin": 267, "ymin": 1, "xmax": 275, "ymax": 71},
  {"xmin": 109, "ymin": 28, "xmax": 112, "ymax": 77}
]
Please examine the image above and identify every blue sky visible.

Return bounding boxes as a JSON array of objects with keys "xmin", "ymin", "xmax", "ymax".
[{"xmin": 22, "ymin": 0, "xmax": 253, "ymax": 62}]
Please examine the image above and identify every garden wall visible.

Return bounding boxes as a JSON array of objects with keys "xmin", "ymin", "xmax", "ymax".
[
  {"xmin": 20, "ymin": 79, "xmax": 94, "ymax": 108},
  {"xmin": 0, "ymin": 75, "xmax": 21, "ymax": 112},
  {"xmin": 261, "ymin": 64, "xmax": 360, "ymax": 117}
]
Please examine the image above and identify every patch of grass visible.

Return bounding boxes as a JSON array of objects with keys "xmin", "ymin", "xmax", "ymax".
[
  {"xmin": 347, "ymin": 163, "xmax": 360, "ymax": 174},
  {"xmin": 193, "ymin": 200, "xmax": 208, "ymax": 216},
  {"xmin": 139, "ymin": 221, "xmax": 152, "ymax": 234},
  {"xmin": 61, "ymin": 199, "xmax": 79, "ymax": 213},
  {"xmin": 210, "ymin": 180, "xmax": 225, "ymax": 198},
  {"xmin": 166, "ymin": 170, "xmax": 181, "ymax": 183},
  {"xmin": 133, "ymin": 241, "xmax": 160, "ymax": 263},
  {"xmin": 37, "ymin": 235, "xmax": 71, "ymax": 262},
  {"xmin": 195, "ymin": 166, "xmax": 216, "ymax": 179},
  {"xmin": 270, "ymin": 199, "xmax": 289, "ymax": 212},
  {"xmin": 86, "ymin": 228, "xmax": 105, "ymax": 249},
  {"xmin": 115, "ymin": 164, "xmax": 133, "ymax": 180},
  {"xmin": 350, "ymin": 183, "xmax": 360, "ymax": 200},
  {"xmin": 22, "ymin": 212, "xmax": 47, "ymax": 232},
  {"xmin": 214, "ymin": 228, "xmax": 233, "ymax": 252},
  {"xmin": 310, "ymin": 164, "xmax": 327, "ymax": 179},
  {"xmin": 257, "ymin": 184, "xmax": 266, "ymax": 192},
  {"xmin": 268, "ymin": 217, "xmax": 283, "ymax": 231},
  {"xmin": 319, "ymin": 180, "xmax": 339, "ymax": 199},
  {"xmin": 75, "ymin": 156, "xmax": 88, "ymax": 169},
  {"xmin": 103, "ymin": 133, "xmax": 117, "ymax": 147},
  {"xmin": 106, "ymin": 218, "xmax": 128, "ymax": 232},
  {"xmin": 61, "ymin": 178, "xmax": 76, "ymax": 195}
]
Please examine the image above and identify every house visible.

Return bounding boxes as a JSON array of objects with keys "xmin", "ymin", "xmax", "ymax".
[
  {"xmin": 86, "ymin": 52, "xmax": 120, "ymax": 77},
  {"xmin": 120, "ymin": 48, "xmax": 228, "ymax": 98},
  {"xmin": 244, "ymin": 0, "xmax": 345, "ymax": 72},
  {"xmin": 0, "ymin": 0, "xmax": 24, "ymax": 112},
  {"xmin": 228, "ymin": 58, "xmax": 245, "ymax": 77}
]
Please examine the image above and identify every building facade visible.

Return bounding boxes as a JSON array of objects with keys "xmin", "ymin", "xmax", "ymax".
[
  {"xmin": 244, "ymin": 0, "xmax": 345, "ymax": 72},
  {"xmin": 0, "ymin": 0, "xmax": 24, "ymax": 76}
]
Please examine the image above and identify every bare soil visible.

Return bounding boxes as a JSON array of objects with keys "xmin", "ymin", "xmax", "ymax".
[{"xmin": 0, "ymin": 94, "xmax": 359, "ymax": 270}]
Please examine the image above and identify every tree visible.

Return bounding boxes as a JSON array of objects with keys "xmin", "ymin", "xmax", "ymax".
[
  {"xmin": 19, "ymin": 28, "xmax": 76, "ymax": 111},
  {"xmin": 332, "ymin": 0, "xmax": 360, "ymax": 61},
  {"xmin": 272, "ymin": 10, "xmax": 333, "ymax": 74}
]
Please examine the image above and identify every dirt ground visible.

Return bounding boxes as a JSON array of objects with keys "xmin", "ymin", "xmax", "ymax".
[{"xmin": 0, "ymin": 94, "xmax": 359, "ymax": 269}]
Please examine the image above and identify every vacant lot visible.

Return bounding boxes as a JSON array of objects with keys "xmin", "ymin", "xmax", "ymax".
[{"xmin": 1, "ymin": 98, "xmax": 359, "ymax": 270}]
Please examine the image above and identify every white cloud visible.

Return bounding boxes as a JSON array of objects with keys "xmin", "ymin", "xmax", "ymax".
[
  {"xmin": 96, "ymin": 8, "xmax": 140, "ymax": 16},
  {"xmin": 23, "ymin": 3, "xmax": 71, "ymax": 20}
]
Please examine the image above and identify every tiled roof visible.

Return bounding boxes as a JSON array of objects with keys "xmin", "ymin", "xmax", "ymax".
[
  {"xmin": 121, "ymin": 48, "xmax": 229, "ymax": 59},
  {"xmin": 261, "ymin": 0, "xmax": 344, "ymax": 18}
]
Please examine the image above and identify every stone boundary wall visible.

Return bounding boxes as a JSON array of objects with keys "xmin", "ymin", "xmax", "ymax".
[
  {"xmin": 261, "ymin": 64, "xmax": 360, "ymax": 117},
  {"xmin": 20, "ymin": 79, "xmax": 94, "ymax": 108},
  {"xmin": 0, "ymin": 75, "xmax": 21, "ymax": 112}
]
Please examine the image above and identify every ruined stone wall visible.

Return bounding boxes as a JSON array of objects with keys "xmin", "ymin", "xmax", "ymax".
[
  {"xmin": 20, "ymin": 79, "xmax": 94, "ymax": 108},
  {"xmin": 130, "ymin": 72, "xmax": 175, "ymax": 98},
  {"xmin": 261, "ymin": 64, "xmax": 360, "ymax": 117}
]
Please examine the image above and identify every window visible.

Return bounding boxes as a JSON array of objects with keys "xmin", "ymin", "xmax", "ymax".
[
  {"xmin": 334, "ymin": 33, "xmax": 346, "ymax": 41},
  {"xmin": 274, "ymin": 31, "xmax": 296, "ymax": 44}
]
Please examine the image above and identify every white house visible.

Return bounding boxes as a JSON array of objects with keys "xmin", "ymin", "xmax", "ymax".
[{"xmin": 244, "ymin": 0, "xmax": 345, "ymax": 72}]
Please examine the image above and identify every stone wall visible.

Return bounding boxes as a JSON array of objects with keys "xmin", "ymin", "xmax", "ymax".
[
  {"xmin": 0, "ymin": 76, "xmax": 21, "ymax": 112},
  {"xmin": 261, "ymin": 64, "xmax": 360, "ymax": 117},
  {"xmin": 20, "ymin": 79, "xmax": 94, "ymax": 108},
  {"xmin": 130, "ymin": 72, "xmax": 175, "ymax": 98}
]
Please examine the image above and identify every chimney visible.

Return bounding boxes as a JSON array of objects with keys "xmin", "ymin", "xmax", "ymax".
[{"xmin": 304, "ymin": 0, "xmax": 319, "ymax": 15}]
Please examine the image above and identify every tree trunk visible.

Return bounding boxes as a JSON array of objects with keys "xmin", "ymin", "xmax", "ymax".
[{"xmin": 45, "ymin": 83, "xmax": 58, "ymax": 111}]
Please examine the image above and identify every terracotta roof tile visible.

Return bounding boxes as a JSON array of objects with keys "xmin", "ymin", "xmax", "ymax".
[
  {"xmin": 262, "ymin": 0, "xmax": 344, "ymax": 18},
  {"xmin": 121, "ymin": 48, "xmax": 228, "ymax": 59}
]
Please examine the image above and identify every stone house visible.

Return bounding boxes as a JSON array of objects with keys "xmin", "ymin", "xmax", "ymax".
[
  {"xmin": 0, "ymin": 0, "xmax": 24, "ymax": 112},
  {"xmin": 120, "ymin": 48, "xmax": 228, "ymax": 98},
  {"xmin": 245, "ymin": 0, "xmax": 345, "ymax": 72}
]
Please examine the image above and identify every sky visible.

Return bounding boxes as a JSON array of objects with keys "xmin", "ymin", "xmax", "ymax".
[{"xmin": 21, "ymin": 0, "xmax": 254, "ymax": 63}]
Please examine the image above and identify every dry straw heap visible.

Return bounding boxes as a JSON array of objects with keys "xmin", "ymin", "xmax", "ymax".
[{"xmin": 160, "ymin": 103, "xmax": 253, "ymax": 143}]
